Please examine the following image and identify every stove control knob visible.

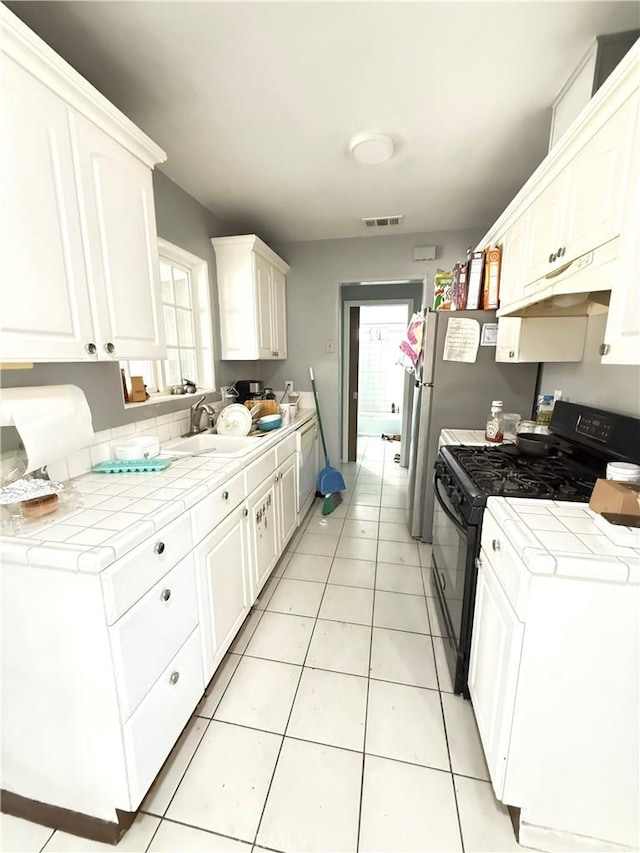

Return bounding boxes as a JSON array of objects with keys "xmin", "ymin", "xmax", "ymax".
[{"xmin": 492, "ymin": 538, "xmax": 501, "ymax": 552}]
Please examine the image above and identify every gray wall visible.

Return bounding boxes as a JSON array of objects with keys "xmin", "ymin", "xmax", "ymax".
[
  {"xmin": 0, "ymin": 171, "xmax": 237, "ymax": 437},
  {"xmin": 259, "ymin": 229, "xmax": 483, "ymax": 463},
  {"xmin": 538, "ymin": 311, "xmax": 640, "ymax": 417}
]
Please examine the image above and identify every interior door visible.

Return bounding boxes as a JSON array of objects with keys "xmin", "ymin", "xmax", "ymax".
[{"xmin": 347, "ymin": 306, "xmax": 360, "ymax": 462}]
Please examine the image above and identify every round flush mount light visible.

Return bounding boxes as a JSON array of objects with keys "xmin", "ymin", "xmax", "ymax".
[{"xmin": 349, "ymin": 132, "xmax": 395, "ymax": 165}]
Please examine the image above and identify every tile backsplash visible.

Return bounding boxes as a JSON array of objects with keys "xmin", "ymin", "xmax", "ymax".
[{"xmin": 47, "ymin": 410, "xmax": 191, "ymax": 482}]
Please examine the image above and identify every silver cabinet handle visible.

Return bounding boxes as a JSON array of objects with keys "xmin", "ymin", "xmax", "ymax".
[
  {"xmin": 557, "ymin": 246, "xmax": 566, "ymax": 258},
  {"xmin": 169, "ymin": 671, "xmax": 180, "ymax": 685},
  {"xmin": 154, "ymin": 541, "xmax": 165, "ymax": 555},
  {"xmin": 274, "ymin": 475, "xmax": 279, "ymax": 483},
  {"xmin": 161, "ymin": 588, "xmax": 171, "ymax": 602},
  {"xmin": 85, "ymin": 342, "xmax": 97, "ymax": 355},
  {"xmin": 492, "ymin": 538, "xmax": 501, "ymax": 552},
  {"xmin": 508, "ymin": 350, "xmax": 515, "ymax": 358},
  {"xmin": 243, "ymin": 508, "xmax": 248, "ymax": 517},
  {"xmin": 599, "ymin": 343, "xmax": 610, "ymax": 356},
  {"xmin": 222, "ymin": 491, "xmax": 229, "ymax": 501},
  {"xmin": 104, "ymin": 342, "xmax": 115, "ymax": 354}
]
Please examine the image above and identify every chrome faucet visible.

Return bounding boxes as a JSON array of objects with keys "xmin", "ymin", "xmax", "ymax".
[{"xmin": 186, "ymin": 395, "xmax": 216, "ymax": 436}]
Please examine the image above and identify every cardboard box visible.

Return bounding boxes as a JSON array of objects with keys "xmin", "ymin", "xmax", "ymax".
[
  {"xmin": 589, "ymin": 479, "xmax": 640, "ymax": 519},
  {"xmin": 129, "ymin": 376, "xmax": 148, "ymax": 403},
  {"xmin": 483, "ymin": 247, "xmax": 502, "ymax": 309}
]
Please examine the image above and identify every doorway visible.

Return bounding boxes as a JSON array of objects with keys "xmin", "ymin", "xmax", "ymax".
[{"xmin": 342, "ymin": 299, "xmax": 412, "ymax": 463}]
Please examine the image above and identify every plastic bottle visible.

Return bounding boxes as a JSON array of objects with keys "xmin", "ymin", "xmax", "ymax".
[{"xmin": 485, "ymin": 400, "xmax": 504, "ymax": 444}]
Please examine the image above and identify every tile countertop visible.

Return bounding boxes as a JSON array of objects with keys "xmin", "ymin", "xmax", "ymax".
[
  {"xmin": 488, "ymin": 497, "xmax": 640, "ymax": 584},
  {"xmin": 439, "ymin": 428, "xmax": 491, "ymax": 447},
  {"xmin": 0, "ymin": 409, "xmax": 316, "ymax": 574}
]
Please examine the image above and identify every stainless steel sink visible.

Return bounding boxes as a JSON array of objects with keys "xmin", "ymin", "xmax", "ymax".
[{"xmin": 163, "ymin": 433, "xmax": 259, "ymax": 457}]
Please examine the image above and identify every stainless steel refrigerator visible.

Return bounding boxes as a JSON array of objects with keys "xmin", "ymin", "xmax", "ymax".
[{"xmin": 407, "ymin": 309, "xmax": 539, "ymax": 542}]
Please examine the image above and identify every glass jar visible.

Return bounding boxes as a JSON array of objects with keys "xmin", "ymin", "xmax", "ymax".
[{"xmin": 485, "ymin": 400, "xmax": 504, "ymax": 444}]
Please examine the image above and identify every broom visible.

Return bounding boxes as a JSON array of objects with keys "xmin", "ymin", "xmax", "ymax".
[{"xmin": 309, "ymin": 366, "xmax": 346, "ymax": 515}]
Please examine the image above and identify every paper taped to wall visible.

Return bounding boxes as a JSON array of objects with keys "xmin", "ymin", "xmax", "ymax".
[{"xmin": 0, "ymin": 385, "xmax": 94, "ymax": 473}]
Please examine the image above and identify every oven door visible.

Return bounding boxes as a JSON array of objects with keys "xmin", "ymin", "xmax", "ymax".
[{"xmin": 431, "ymin": 468, "xmax": 479, "ymax": 696}]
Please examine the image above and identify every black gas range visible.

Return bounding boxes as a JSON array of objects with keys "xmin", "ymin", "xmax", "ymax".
[{"xmin": 429, "ymin": 401, "xmax": 640, "ymax": 698}]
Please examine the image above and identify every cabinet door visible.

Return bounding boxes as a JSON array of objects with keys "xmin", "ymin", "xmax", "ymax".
[
  {"xmin": 0, "ymin": 59, "xmax": 95, "ymax": 362},
  {"xmin": 562, "ymin": 94, "xmax": 637, "ymax": 265},
  {"xmin": 602, "ymin": 101, "xmax": 640, "ymax": 366},
  {"xmin": 498, "ymin": 214, "xmax": 528, "ymax": 308},
  {"xmin": 195, "ymin": 505, "xmax": 251, "ymax": 682},
  {"xmin": 71, "ymin": 112, "xmax": 166, "ymax": 360},
  {"xmin": 255, "ymin": 253, "xmax": 274, "ymax": 359},
  {"xmin": 248, "ymin": 478, "xmax": 278, "ymax": 599},
  {"xmin": 276, "ymin": 454, "xmax": 297, "ymax": 550},
  {"xmin": 524, "ymin": 173, "xmax": 568, "ymax": 286},
  {"xmin": 495, "ymin": 318, "xmax": 521, "ymax": 362},
  {"xmin": 271, "ymin": 267, "xmax": 287, "ymax": 359},
  {"xmin": 468, "ymin": 551, "xmax": 524, "ymax": 800}
]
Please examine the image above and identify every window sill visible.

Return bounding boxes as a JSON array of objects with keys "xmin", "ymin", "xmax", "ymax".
[{"xmin": 123, "ymin": 389, "xmax": 216, "ymax": 410}]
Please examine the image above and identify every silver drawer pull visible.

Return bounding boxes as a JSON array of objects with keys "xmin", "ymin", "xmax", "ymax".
[
  {"xmin": 161, "ymin": 588, "xmax": 171, "ymax": 602},
  {"xmin": 169, "ymin": 671, "xmax": 180, "ymax": 685},
  {"xmin": 243, "ymin": 508, "xmax": 248, "ymax": 517},
  {"xmin": 222, "ymin": 490, "xmax": 229, "ymax": 501},
  {"xmin": 492, "ymin": 538, "xmax": 501, "ymax": 552},
  {"xmin": 154, "ymin": 541, "xmax": 165, "ymax": 555}
]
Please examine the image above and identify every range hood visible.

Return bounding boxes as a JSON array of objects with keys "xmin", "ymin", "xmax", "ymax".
[{"xmin": 497, "ymin": 238, "xmax": 617, "ymax": 318}]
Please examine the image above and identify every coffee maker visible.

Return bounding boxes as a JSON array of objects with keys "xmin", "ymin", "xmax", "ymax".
[{"xmin": 233, "ymin": 380, "xmax": 264, "ymax": 404}]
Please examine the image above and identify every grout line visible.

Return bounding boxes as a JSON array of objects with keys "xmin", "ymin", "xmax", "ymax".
[
  {"xmin": 37, "ymin": 828, "xmax": 56, "ymax": 853},
  {"xmin": 146, "ymin": 814, "xmax": 261, "ymax": 850}
]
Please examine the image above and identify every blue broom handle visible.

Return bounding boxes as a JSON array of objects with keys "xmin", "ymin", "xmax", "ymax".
[{"xmin": 309, "ymin": 367, "xmax": 329, "ymax": 462}]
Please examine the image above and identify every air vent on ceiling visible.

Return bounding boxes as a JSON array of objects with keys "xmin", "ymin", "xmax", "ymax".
[{"xmin": 362, "ymin": 215, "xmax": 404, "ymax": 228}]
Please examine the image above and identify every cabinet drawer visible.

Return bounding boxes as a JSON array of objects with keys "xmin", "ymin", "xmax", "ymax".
[
  {"xmin": 480, "ymin": 510, "xmax": 526, "ymax": 614},
  {"xmin": 101, "ymin": 513, "xmax": 193, "ymax": 624},
  {"xmin": 109, "ymin": 554, "xmax": 198, "ymax": 720},
  {"xmin": 275, "ymin": 434, "xmax": 296, "ymax": 466},
  {"xmin": 123, "ymin": 628, "xmax": 204, "ymax": 809},
  {"xmin": 191, "ymin": 471, "xmax": 245, "ymax": 543},
  {"xmin": 245, "ymin": 449, "xmax": 276, "ymax": 494}
]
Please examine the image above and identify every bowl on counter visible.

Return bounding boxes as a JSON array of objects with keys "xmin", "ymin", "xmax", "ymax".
[{"xmin": 257, "ymin": 414, "xmax": 282, "ymax": 431}]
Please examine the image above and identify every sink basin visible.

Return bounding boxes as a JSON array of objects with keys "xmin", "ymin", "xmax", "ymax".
[{"xmin": 163, "ymin": 433, "xmax": 259, "ymax": 457}]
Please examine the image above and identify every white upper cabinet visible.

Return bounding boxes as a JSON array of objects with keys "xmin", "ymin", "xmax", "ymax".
[
  {"xmin": 212, "ymin": 235, "xmax": 290, "ymax": 361},
  {"xmin": 477, "ymin": 41, "xmax": 639, "ymax": 362},
  {"xmin": 600, "ymin": 101, "xmax": 640, "ymax": 365},
  {"xmin": 0, "ymin": 6, "xmax": 166, "ymax": 363}
]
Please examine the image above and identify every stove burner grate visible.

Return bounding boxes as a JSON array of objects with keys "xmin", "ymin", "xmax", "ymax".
[{"xmin": 449, "ymin": 445, "xmax": 596, "ymax": 501}]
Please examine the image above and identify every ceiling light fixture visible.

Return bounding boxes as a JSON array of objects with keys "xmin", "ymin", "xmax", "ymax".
[{"xmin": 349, "ymin": 132, "xmax": 395, "ymax": 165}]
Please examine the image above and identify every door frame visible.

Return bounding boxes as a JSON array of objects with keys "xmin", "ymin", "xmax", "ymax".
[{"xmin": 341, "ymin": 298, "xmax": 413, "ymax": 463}]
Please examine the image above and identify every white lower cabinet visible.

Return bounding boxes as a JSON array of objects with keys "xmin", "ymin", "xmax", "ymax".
[
  {"xmin": 276, "ymin": 453, "xmax": 297, "ymax": 550},
  {"xmin": 123, "ymin": 629, "xmax": 204, "ymax": 808},
  {"xmin": 469, "ymin": 503, "xmax": 639, "ymax": 851},
  {"xmin": 195, "ymin": 503, "xmax": 251, "ymax": 683},
  {"xmin": 248, "ymin": 476, "xmax": 279, "ymax": 599},
  {"xmin": 468, "ymin": 550, "xmax": 524, "ymax": 799},
  {"xmin": 0, "ymin": 416, "xmax": 317, "ymax": 835}
]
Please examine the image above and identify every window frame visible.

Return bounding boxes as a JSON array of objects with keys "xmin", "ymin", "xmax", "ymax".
[{"xmin": 120, "ymin": 239, "xmax": 215, "ymax": 403}]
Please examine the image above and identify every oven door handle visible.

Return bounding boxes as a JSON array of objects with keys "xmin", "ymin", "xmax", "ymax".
[{"xmin": 433, "ymin": 470, "xmax": 466, "ymax": 535}]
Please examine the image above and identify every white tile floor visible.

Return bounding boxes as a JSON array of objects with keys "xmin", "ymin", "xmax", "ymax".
[{"xmin": 2, "ymin": 438, "xmax": 524, "ymax": 853}]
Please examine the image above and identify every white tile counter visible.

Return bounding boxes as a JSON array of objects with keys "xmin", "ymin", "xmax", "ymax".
[
  {"xmin": 487, "ymin": 496, "xmax": 640, "ymax": 584},
  {"xmin": 0, "ymin": 409, "xmax": 316, "ymax": 574},
  {"xmin": 439, "ymin": 428, "xmax": 491, "ymax": 447}
]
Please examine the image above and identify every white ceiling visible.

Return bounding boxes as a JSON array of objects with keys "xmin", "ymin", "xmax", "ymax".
[{"xmin": 8, "ymin": 1, "xmax": 639, "ymax": 245}]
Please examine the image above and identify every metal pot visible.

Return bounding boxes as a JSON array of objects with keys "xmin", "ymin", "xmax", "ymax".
[{"xmin": 515, "ymin": 432, "xmax": 559, "ymax": 458}]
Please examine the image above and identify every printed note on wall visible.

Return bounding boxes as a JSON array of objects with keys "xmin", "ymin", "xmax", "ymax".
[{"xmin": 443, "ymin": 318, "xmax": 480, "ymax": 363}]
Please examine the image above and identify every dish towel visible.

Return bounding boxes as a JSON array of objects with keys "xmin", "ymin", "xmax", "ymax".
[{"xmin": 398, "ymin": 312, "xmax": 425, "ymax": 370}]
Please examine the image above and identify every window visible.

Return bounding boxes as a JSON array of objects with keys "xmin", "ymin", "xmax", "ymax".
[{"xmin": 120, "ymin": 239, "xmax": 214, "ymax": 401}]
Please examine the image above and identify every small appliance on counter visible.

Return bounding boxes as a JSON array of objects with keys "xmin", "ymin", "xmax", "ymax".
[{"xmin": 233, "ymin": 380, "xmax": 264, "ymax": 404}]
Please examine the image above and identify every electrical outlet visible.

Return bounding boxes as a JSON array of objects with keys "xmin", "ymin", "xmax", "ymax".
[{"xmin": 284, "ymin": 381, "xmax": 294, "ymax": 394}]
